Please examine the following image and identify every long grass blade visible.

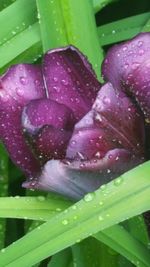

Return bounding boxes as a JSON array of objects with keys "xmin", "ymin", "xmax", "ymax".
[
  {"xmin": 0, "ymin": 161, "xmax": 149, "ymax": 266},
  {"xmin": 98, "ymin": 12, "xmax": 150, "ymax": 46}
]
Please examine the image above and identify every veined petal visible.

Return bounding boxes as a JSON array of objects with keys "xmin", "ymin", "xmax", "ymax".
[
  {"xmin": 24, "ymin": 125, "xmax": 72, "ymax": 163},
  {"xmin": 22, "ymin": 99, "xmax": 75, "ymax": 162},
  {"xmin": 0, "ymin": 64, "xmax": 45, "ymax": 175},
  {"xmin": 22, "ymin": 148, "xmax": 143, "ymax": 200},
  {"xmin": 22, "ymin": 99, "xmax": 76, "ymax": 133},
  {"xmin": 125, "ymin": 60, "xmax": 150, "ymax": 120},
  {"xmin": 102, "ymin": 33, "xmax": 150, "ymax": 120},
  {"xmin": 66, "ymin": 83, "xmax": 145, "ymax": 160},
  {"xmin": 22, "ymin": 159, "xmax": 106, "ymax": 200},
  {"xmin": 43, "ymin": 46, "xmax": 101, "ymax": 120}
]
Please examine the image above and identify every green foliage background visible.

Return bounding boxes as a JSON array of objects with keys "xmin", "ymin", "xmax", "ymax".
[{"xmin": 0, "ymin": 0, "xmax": 149, "ymax": 266}]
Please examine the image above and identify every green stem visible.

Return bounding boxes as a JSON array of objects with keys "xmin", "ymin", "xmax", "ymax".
[{"xmin": 36, "ymin": 0, "xmax": 103, "ymax": 78}]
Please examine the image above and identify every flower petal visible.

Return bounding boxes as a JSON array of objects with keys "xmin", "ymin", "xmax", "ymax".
[
  {"xmin": 22, "ymin": 98, "xmax": 76, "ymax": 133},
  {"xmin": 43, "ymin": 46, "xmax": 101, "ymax": 120},
  {"xmin": 22, "ymin": 148, "xmax": 143, "ymax": 200},
  {"xmin": 22, "ymin": 99, "xmax": 75, "ymax": 162},
  {"xmin": 24, "ymin": 125, "xmax": 72, "ymax": 163},
  {"xmin": 102, "ymin": 33, "xmax": 150, "ymax": 90},
  {"xmin": 0, "ymin": 64, "xmax": 45, "ymax": 175},
  {"xmin": 125, "ymin": 60, "xmax": 150, "ymax": 120},
  {"xmin": 22, "ymin": 159, "xmax": 106, "ymax": 200},
  {"xmin": 66, "ymin": 83, "xmax": 145, "ymax": 160}
]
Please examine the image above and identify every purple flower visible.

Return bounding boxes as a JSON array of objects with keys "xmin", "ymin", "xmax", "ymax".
[
  {"xmin": 102, "ymin": 33, "xmax": 150, "ymax": 121},
  {"xmin": 0, "ymin": 45, "xmax": 145, "ymax": 200}
]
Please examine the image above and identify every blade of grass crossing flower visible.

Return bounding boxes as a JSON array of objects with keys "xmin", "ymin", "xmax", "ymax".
[
  {"xmin": 36, "ymin": 0, "xmax": 103, "ymax": 79},
  {"xmin": 0, "ymin": 144, "xmax": 8, "ymax": 249},
  {"xmin": 0, "ymin": 162, "xmax": 150, "ymax": 266},
  {"xmin": 48, "ymin": 248, "xmax": 72, "ymax": 267},
  {"xmin": 97, "ymin": 12, "xmax": 150, "ymax": 46},
  {"xmin": 0, "ymin": 197, "xmax": 148, "ymax": 266}
]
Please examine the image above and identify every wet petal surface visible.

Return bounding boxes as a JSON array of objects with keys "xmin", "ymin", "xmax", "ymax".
[
  {"xmin": 22, "ymin": 98, "xmax": 76, "ymax": 133},
  {"xmin": 43, "ymin": 46, "xmax": 101, "ymax": 120},
  {"xmin": 22, "ymin": 99, "xmax": 75, "ymax": 162},
  {"xmin": 102, "ymin": 33, "xmax": 150, "ymax": 119},
  {"xmin": 125, "ymin": 60, "xmax": 150, "ymax": 120},
  {"xmin": 0, "ymin": 64, "xmax": 45, "ymax": 175},
  {"xmin": 102, "ymin": 33, "xmax": 150, "ymax": 90},
  {"xmin": 67, "ymin": 83, "xmax": 145, "ymax": 160},
  {"xmin": 23, "ymin": 148, "xmax": 143, "ymax": 200}
]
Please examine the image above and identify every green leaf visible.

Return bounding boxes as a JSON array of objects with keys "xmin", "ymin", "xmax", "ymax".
[
  {"xmin": 94, "ymin": 224, "xmax": 149, "ymax": 267},
  {"xmin": 142, "ymin": 18, "xmax": 150, "ymax": 32},
  {"xmin": 0, "ymin": 196, "xmax": 71, "ymax": 220},
  {"xmin": 0, "ymin": 22, "xmax": 40, "ymax": 71},
  {"xmin": 0, "ymin": 0, "xmax": 15, "ymax": 11},
  {"xmin": 0, "ymin": 161, "xmax": 150, "ymax": 267},
  {"xmin": 72, "ymin": 238, "xmax": 118, "ymax": 267},
  {"xmin": 126, "ymin": 216, "xmax": 149, "ymax": 246},
  {"xmin": 36, "ymin": 0, "xmax": 68, "ymax": 52},
  {"xmin": 0, "ymin": 0, "xmax": 37, "ymax": 45},
  {"xmin": 98, "ymin": 12, "xmax": 150, "ymax": 46},
  {"xmin": 93, "ymin": 0, "xmax": 118, "ymax": 13},
  {"xmin": 48, "ymin": 248, "xmax": 72, "ymax": 267}
]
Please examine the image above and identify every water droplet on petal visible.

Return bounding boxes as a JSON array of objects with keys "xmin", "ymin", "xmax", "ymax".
[
  {"xmin": 122, "ymin": 46, "xmax": 127, "ymax": 51},
  {"xmin": 53, "ymin": 77, "xmax": 58, "ymax": 82},
  {"xmin": 71, "ymin": 140, "xmax": 76, "ymax": 146},
  {"xmin": 138, "ymin": 41, "xmax": 143, "ymax": 47},
  {"xmin": 20, "ymin": 76, "xmax": 28, "ymax": 85},
  {"xmin": 124, "ymin": 63, "xmax": 129, "ymax": 69},
  {"xmin": 61, "ymin": 79, "xmax": 68, "ymax": 85},
  {"xmin": 95, "ymin": 151, "xmax": 101, "ymax": 158},
  {"xmin": 103, "ymin": 96, "xmax": 110, "ymax": 104},
  {"xmin": 139, "ymin": 49, "xmax": 144, "ymax": 56},
  {"xmin": 16, "ymin": 88, "xmax": 24, "ymax": 96}
]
